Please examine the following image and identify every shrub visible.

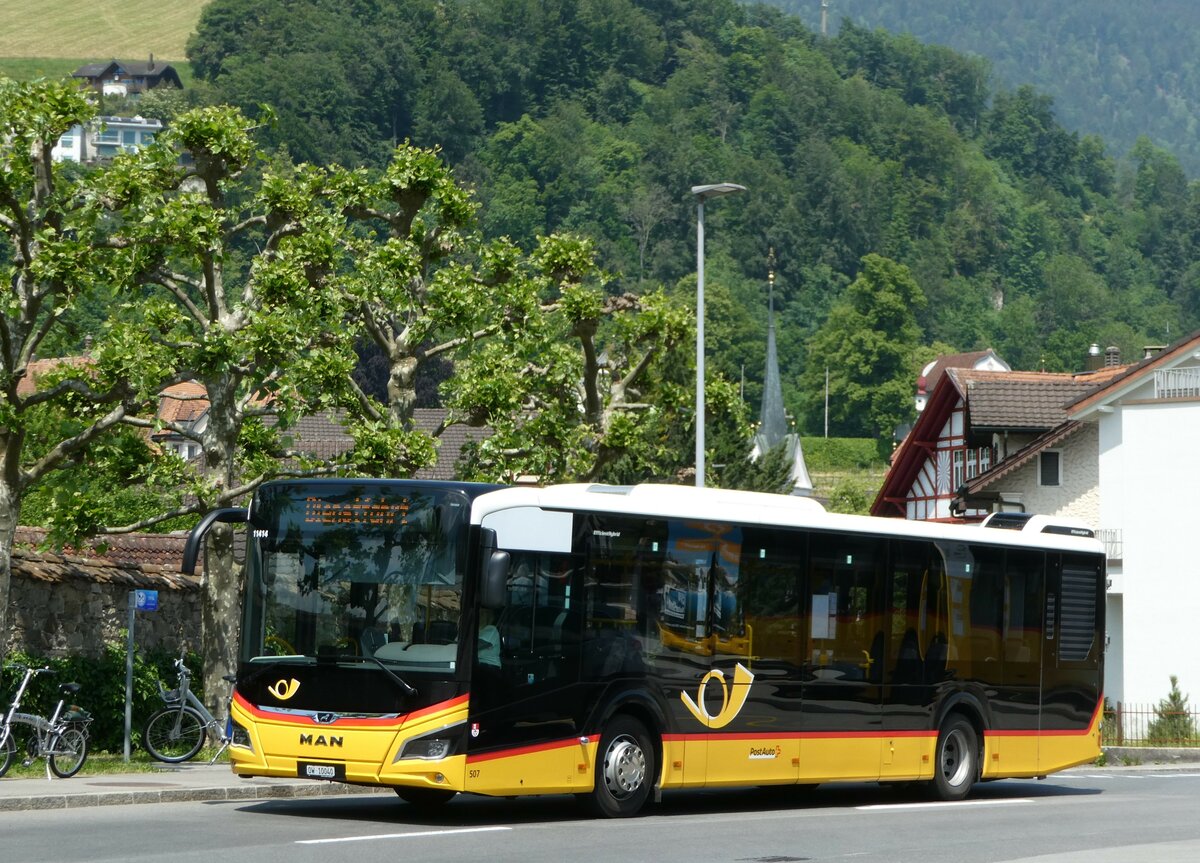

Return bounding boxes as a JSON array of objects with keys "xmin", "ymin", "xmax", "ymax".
[
  {"xmin": 0, "ymin": 642, "xmax": 202, "ymax": 753},
  {"xmin": 1146, "ymin": 675, "xmax": 1198, "ymax": 745}
]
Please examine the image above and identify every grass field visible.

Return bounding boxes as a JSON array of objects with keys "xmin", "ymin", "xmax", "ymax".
[{"xmin": 0, "ymin": 0, "xmax": 210, "ymax": 61}]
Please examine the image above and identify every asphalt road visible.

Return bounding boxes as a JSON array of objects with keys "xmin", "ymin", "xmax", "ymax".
[{"xmin": 4, "ymin": 769, "xmax": 1200, "ymax": 863}]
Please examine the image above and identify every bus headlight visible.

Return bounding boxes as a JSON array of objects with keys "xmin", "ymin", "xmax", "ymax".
[
  {"xmin": 231, "ymin": 718, "xmax": 253, "ymax": 752},
  {"xmin": 396, "ymin": 735, "xmax": 456, "ymax": 762}
]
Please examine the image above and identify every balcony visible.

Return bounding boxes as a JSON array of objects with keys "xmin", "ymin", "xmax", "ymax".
[
  {"xmin": 1154, "ymin": 367, "xmax": 1200, "ymax": 399},
  {"xmin": 1097, "ymin": 527, "xmax": 1122, "ymax": 562}
]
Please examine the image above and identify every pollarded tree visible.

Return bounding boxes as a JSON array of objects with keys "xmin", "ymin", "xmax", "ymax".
[
  {"xmin": 801, "ymin": 253, "xmax": 925, "ymax": 440},
  {"xmin": 446, "ymin": 233, "xmax": 701, "ymax": 483},
  {"xmin": 80, "ymin": 107, "xmax": 363, "ymax": 694},
  {"xmin": 328, "ymin": 145, "xmax": 698, "ymax": 485},
  {"xmin": 0, "ymin": 79, "xmax": 161, "ymax": 658}
]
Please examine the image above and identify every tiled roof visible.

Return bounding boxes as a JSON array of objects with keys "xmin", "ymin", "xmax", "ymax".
[
  {"xmin": 12, "ymin": 548, "xmax": 198, "ymax": 590},
  {"xmin": 416, "ymin": 408, "xmax": 492, "ymax": 480},
  {"xmin": 272, "ymin": 409, "xmax": 492, "ymax": 479},
  {"xmin": 950, "ymin": 369, "xmax": 1101, "ymax": 430},
  {"xmin": 918, "ymin": 350, "xmax": 1004, "ymax": 396},
  {"xmin": 14, "ymin": 526, "xmax": 189, "ymax": 569},
  {"xmin": 157, "ymin": 381, "xmax": 208, "ymax": 425},
  {"xmin": 15, "ymin": 356, "xmax": 94, "ymax": 397},
  {"xmin": 72, "ymin": 59, "xmax": 179, "ymax": 79}
]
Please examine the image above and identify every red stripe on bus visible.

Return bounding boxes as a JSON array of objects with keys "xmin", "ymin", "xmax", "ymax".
[
  {"xmin": 466, "ymin": 738, "xmax": 579, "ymax": 764},
  {"xmin": 234, "ymin": 691, "xmax": 467, "ymax": 728}
]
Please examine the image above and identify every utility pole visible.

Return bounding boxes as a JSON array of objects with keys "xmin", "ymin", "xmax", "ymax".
[{"xmin": 821, "ymin": 0, "xmax": 830, "ymax": 36}]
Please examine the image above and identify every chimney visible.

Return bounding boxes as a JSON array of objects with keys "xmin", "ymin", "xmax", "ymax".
[
  {"xmin": 1143, "ymin": 345, "xmax": 1166, "ymax": 359},
  {"xmin": 1104, "ymin": 345, "xmax": 1121, "ymax": 367},
  {"xmin": 148, "ymin": 53, "xmax": 154, "ymax": 71},
  {"xmin": 1085, "ymin": 343, "xmax": 1102, "ymax": 371}
]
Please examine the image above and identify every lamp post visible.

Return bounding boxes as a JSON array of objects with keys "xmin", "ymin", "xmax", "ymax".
[{"xmin": 691, "ymin": 182, "xmax": 745, "ymax": 488}]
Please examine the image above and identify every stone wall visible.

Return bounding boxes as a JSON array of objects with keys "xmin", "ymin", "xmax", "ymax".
[{"xmin": 6, "ymin": 547, "xmax": 202, "ymax": 659}]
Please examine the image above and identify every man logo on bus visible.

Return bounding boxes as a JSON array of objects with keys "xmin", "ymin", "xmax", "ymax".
[
  {"xmin": 681, "ymin": 663, "xmax": 754, "ymax": 728},
  {"xmin": 268, "ymin": 678, "xmax": 300, "ymax": 701}
]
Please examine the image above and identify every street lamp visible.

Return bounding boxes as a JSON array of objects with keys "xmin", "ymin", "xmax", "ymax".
[{"xmin": 692, "ymin": 182, "xmax": 745, "ymax": 488}]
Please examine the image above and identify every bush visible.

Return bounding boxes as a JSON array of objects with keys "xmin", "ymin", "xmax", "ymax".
[
  {"xmin": 1, "ymin": 642, "xmax": 202, "ymax": 753},
  {"xmin": 1146, "ymin": 675, "xmax": 1198, "ymax": 745}
]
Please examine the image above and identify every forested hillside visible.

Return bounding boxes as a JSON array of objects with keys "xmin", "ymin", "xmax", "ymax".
[
  {"xmin": 779, "ymin": 0, "xmax": 1200, "ymax": 176},
  {"xmin": 177, "ymin": 0, "xmax": 1200, "ymax": 438}
]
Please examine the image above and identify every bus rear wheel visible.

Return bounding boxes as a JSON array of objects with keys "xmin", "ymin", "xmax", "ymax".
[
  {"xmin": 583, "ymin": 715, "xmax": 655, "ymax": 818},
  {"xmin": 931, "ymin": 715, "xmax": 978, "ymax": 801}
]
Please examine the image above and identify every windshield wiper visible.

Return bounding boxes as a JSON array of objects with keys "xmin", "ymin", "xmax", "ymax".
[{"xmin": 319, "ymin": 653, "xmax": 417, "ymax": 696}]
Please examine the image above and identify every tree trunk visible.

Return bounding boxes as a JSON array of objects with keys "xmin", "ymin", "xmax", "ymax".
[
  {"xmin": 0, "ymin": 478, "xmax": 19, "ymax": 660},
  {"xmin": 200, "ymin": 521, "xmax": 243, "ymax": 705}
]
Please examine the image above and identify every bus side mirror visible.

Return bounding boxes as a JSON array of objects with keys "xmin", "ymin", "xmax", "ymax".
[
  {"xmin": 481, "ymin": 551, "xmax": 510, "ymax": 610},
  {"xmin": 181, "ymin": 507, "xmax": 249, "ymax": 574}
]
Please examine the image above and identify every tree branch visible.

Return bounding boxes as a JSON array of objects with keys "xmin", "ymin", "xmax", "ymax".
[{"xmin": 21, "ymin": 403, "xmax": 129, "ymax": 485}]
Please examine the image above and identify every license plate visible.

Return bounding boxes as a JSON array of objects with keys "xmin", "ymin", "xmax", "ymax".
[{"xmin": 298, "ymin": 761, "xmax": 345, "ymax": 781}]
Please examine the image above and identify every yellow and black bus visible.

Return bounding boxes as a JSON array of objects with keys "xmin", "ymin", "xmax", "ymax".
[{"xmin": 184, "ymin": 480, "xmax": 1104, "ymax": 817}]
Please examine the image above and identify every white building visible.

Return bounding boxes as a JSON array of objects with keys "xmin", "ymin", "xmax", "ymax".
[
  {"xmin": 51, "ymin": 116, "xmax": 163, "ymax": 164},
  {"xmin": 875, "ymin": 334, "xmax": 1200, "ymax": 707}
]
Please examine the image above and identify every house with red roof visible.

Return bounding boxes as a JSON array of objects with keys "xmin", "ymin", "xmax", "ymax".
[{"xmin": 873, "ymin": 333, "xmax": 1200, "ymax": 706}]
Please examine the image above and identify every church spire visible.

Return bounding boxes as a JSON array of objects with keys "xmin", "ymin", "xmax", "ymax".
[{"xmin": 759, "ymin": 248, "xmax": 787, "ymax": 450}]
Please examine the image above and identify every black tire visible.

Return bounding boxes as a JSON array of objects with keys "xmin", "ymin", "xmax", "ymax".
[
  {"xmin": 931, "ymin": 715, "xmax": 979, "ymax": 801},
  {"xmin": 0, "ymin": 729, "xmax": 15, "ymax": 778},
  {"xmin": 143, "ymin": 706, "xmax": 207, "ymax": 762},
  {"xmin": 394, "ymin": 786, "xmax": 457, "ymax": 809},
  {"xmin": 582, "ymin": 715, "xmax": 656, "ymax": 818},
  {"xmin": 49, "ymin": 726, "xmax": 89, "ymax": 778}
]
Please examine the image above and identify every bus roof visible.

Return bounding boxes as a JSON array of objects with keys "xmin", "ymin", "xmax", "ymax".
[{"xmin": 471, "ymin": 483, "xmax": 1104, "ymax": 554}]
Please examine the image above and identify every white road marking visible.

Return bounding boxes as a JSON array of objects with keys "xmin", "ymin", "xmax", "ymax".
[
  {"xmin": 856, "ymin": 798, "xmax": 1034, "ymax": 811},
  {"xmin": 297, "ymin": 826, "xmax": 512, "ymax": 844}
]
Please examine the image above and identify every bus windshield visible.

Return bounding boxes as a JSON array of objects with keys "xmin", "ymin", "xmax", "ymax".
[{"xmin": 241, "ymin": 481, "xmax": 472, "ymax": 676}]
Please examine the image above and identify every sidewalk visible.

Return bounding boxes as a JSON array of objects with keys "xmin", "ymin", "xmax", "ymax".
[{"xmin": 0, "ymin": 762, "xmax": 386, "ymax": 812}]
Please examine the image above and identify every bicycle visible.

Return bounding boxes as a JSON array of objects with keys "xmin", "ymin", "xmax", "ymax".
[
  {"xmin": 142, "ymin": 652, "xmax": 235, "ymax": 764},
  {"xmin": 0, "ymin": 664, "xmax": 93, "ymax": 779}
]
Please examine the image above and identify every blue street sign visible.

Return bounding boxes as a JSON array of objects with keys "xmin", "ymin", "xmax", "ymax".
[{"xmin": 135, "ymin": 589, "xmax": 159, "ymax": 612}]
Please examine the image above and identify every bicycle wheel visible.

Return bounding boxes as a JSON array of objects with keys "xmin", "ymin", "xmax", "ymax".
[
  {"xmin": 0, "ymin": 728, "xmax": 15, "ymax": 778},
  {"xmin": 48, "ymin": 726, "xmax": 89, "ymax": 778},
  {"xmin": 143, "ymin": 706, "xmax": 207, "ymax": 762}
]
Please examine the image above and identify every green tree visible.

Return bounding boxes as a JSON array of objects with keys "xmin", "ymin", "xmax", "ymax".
[
  {"xmin": 81, "ymin": 106, "xmax": 360, "ymax": 695},
  {"xmin": 801, "ymin": 254, "xmax": 924, "ymax": 439},
  {"xmin": 1146, "ymin": 675, "xmax": 1198, "ymax": 745},
  {"xmin": 0, "ymin": 79, "xmax": 156, "ymax": 658}
]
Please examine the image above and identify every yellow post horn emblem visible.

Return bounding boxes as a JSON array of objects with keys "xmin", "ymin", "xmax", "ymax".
[
  {"xmin": 680, "ymin": 663, "xmax": 754, "ymax": 728},
  {"xmin": 268, "ymin": 678, "xmax": 301, "ymax": 701}
]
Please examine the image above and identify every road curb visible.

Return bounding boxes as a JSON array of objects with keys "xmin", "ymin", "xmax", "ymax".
[{"xmin": 0, "ymin": 778, "xmax": 388, "ymax": 812}]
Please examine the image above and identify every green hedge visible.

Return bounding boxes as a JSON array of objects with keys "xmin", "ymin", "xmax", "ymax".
[
  {"xmin": 1, "ymin": 643, "xmax": 202, "ymax": 754},
  {"xmin": 800, "ymin": 437, "xmax": 887, "ymax": 471}
]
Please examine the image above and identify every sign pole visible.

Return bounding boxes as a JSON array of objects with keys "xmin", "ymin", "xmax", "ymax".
[{"xmin": 124, "ymin": 591, "xmax": 135, "ymax": 762}]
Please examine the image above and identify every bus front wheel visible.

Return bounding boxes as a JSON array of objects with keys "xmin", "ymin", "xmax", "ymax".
[
  {"xmin": 394, "ymin": 786, "xmax": 457, "ymax": 809},
  {"xmin": 931, "ymin": 715, "xmax": 978, "ymax": 801},
  {"xmin": 583, "ymin": 715, "xmax": 656, "ymax": 818}
]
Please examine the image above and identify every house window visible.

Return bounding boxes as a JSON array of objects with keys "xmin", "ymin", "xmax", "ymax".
[
  {"xmin": 952, "ymin": 450, "xmax": 964, "ymax": 490},
  {"xmin": 96, "ymin": 128, "xmax": 119, "ymax": 144},
  {"xmin": 1039, "ymin": 451, "xmax": 1062, "ymax": 487},
  {"xmin": 980, "ymin": 447, "xmax": 991, "ymax": 474},
  {"xmin": 966, "ymin": 449, "xmax": 977, "ymax": 479}
]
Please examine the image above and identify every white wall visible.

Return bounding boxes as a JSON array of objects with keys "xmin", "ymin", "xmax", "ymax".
[{"xmin": 1101, "ymin": 400, "xmax": 1200, "ymax": 705}]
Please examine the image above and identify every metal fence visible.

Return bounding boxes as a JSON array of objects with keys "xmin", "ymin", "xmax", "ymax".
[{"xmin": 1103, "ymin": 703, "xmax": 1200, "ymax": 747}]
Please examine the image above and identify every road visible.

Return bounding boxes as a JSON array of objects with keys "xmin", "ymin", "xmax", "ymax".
[{"xmin": 4, "ymin": 769, "xmax": 1200, "ymax": 863}]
